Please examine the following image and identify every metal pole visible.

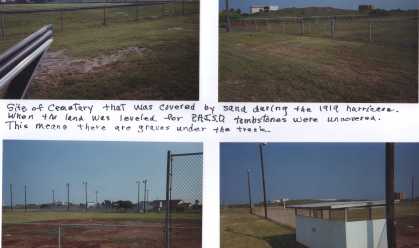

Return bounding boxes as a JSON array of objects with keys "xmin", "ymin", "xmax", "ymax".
[
  {"xmin": 58, "ymin": 224, "xmax": 61, "ymax": 248},
  {"xmin": 83, "ymin": 181, "xmax": 88, "ymax": 210},
  {"xmin": 52, "ymin": 189, "xmax": 55, "ymax": 207},
  {"xmin": 225, "ymin": 0, "xmax": 231, "ymax": 32},
  {"xmin": 135, "ymin": 5, "xmax": 139, "ymax": 21},
  {"xmin": 66, "ymin": 183, "xmax": 70, "ymax": 211},
  {"xmin": 300, "ymin": 17, "xmax": 304, "ymax": 35},
  {"xmin": 182, "ymin": 0, "xmax": 185, "ymax": 16},
  {"xmin": 412, "ymin": 176, "xmax": 415, "ymax": 200},
  {"xmin": 137, "ymin": 181, "xmax": 141, "ymax": 212},
  {"xmin": 165, "ymin": 150, "xmax": 171, "ymax": 248},
  {"xmin": 247, "ymin": 169, "xmax": 253, "ymax": 214},
  {"xmin": 143, "ymin": 179, "xmax": 148, "ymax": 213},
  {"xmin": 259, "ymin": 144, "xmax": 268, "ymax": 219},
  {"xmin": 103, "ymin": 7, "xmax": 107, "ymax": 26},
  {"xmin": 1, "ymin": 15, "xmax": 5, "ymax": 40},
  {"xmin": 386, "ymin": 143, "xmax": 396, "ymax": 248},
  {"xmin": 24, "ymin": 185, "xmax": 27, "ymax": 212},
  {"xmin": 10, "ymin": 184, "xmax": 13, "ymax": 211},
  {"xmin": 95, "ymin": 190, "xmax": 98, "ymax": 205},
  {"xmin": 60, "ymin": 11, "xmax": 63, "ymax": 32}
]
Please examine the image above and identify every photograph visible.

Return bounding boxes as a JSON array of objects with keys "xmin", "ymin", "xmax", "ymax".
[
  {"xmin": 219, "ymin": 0, "xmax": 418, "ymax": 102},
  {"xmin": 220, "ymin": 143, "xmax": 419, "ymax": 248},
  {"xmin": 2, "ymin": 140, "xmax": 203, "ymax": 248},
  {"xmin": 0, "ymin": 0, "xmax": 199, "ymax": 99}
]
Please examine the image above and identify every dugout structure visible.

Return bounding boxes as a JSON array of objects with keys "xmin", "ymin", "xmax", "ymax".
[{"xmin": 289, "ymin": 201, "xmax": 388, "ymax": 248}]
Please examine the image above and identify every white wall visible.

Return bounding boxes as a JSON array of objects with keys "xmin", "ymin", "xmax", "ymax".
[
  {"xmin": 346, "ymin": 219, "xmax": 388, "ymax": 248},
  {"xmin": 296, "ymin": 216, "xmax": 346, "ymax": 248},
  {"xmin": 296, "ymin": 216, "xmax": 388, "ymax": 248}
]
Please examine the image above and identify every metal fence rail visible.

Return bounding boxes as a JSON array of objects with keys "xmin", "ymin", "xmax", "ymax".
[{"xmin": 0, "ymin": 24, "xmax": 52, "ymax": 98}]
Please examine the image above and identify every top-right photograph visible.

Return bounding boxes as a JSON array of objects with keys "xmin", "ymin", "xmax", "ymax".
[{"xmin": 219, "ymin": 0, "xmax": 418, "ymax": 103}]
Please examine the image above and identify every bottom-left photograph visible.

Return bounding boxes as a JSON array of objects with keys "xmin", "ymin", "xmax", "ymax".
[{"xmin": 2, "ymin": 140, "xmax": 203, "ymax": 248}]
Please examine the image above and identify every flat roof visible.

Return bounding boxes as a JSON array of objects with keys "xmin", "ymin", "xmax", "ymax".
[{"xmin": 288, "ymin": 200, "xmax": 386, "ymax": 210}]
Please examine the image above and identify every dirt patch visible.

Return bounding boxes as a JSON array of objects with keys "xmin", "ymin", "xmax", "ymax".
[
  {"xmin": 2, "ymin": 219, "xmax": 201, "ymax": 248},
  {"xmin": 396, "ymin": 215, "xmax": 419, "ymax": 248},
  {"xmin": 33, "ymin": 47, "xmax": 147, "ymax": 82}
]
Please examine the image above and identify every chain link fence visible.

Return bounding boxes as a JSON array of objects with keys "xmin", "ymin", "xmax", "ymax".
[
  {"xmin": 228, "ymin": 15, "xmax": 417, "ymax": 48},
  {"xmin": 0, "ymin": 1, "xmax": 199, "ymax": 40},
  {"xmin": 165, "ymin": 151, "xmax": 203, "ymax": 248}
]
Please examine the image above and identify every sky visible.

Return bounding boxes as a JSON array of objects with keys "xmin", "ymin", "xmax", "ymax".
[
  {"xmin": 220, "ymin": 0, "xmax": 418, "ymax": 13},
  {"xmin": 220, "ymin": 143, "xmax": 419, "ymax": 205},
  {"xmin": 3, "ymin": 140, "xmax": 202, "ymax": 206}
]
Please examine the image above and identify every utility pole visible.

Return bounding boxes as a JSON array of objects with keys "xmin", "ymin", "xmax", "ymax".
[
  {"xmin": 385, "ymin": 143, "xmax": 396, "ymax": 248},
  {"xmin": 143, "ymin": 179, "xmax": 148, "ymax": 213},
  {"xmin": 24, "ymin": 185, "xmax": 27, "ymax": 212},
  {"xmin": 259, "ymin": 143, "xmax": 268, "ymax": 219},
  {"xmin": 225, "ymin": 0, "xmax": 231, "ymax": 32},
  {"xmin": 52, "ymin": 189, "xmax": 55, "ymax": 207},
  {"xmin": 95, "ymin": 190, "xmax": 98, "ymax": 205},
  {"xmin": 10, "ymin": 184, "xmax": 13, "ymax": 211},
  {"xmin": 82, "ymin": 181, "xmax": 88, "ymax": 210},
  {"xmin": 136, "ymin": 180, "xmax": 141, "ymax": 213},
  {"xmin": 66, "ymin": 183, "xmax": 70, "ymax": 211},
  {"xmin": 247, "ymin": 169, "xmax": 253, "ymax": 214},
  {"xmin": 412, "ymin": 176, "xmax": 415, "ymax": 201}
]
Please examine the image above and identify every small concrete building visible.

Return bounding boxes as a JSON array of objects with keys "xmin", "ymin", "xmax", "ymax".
[
  {"xmin": 359, "ymin": 5, "xmax": 375, "ymax": 13},
  {"xmin": 288, "ymin": 201, "xmax": 388, "ymax": 248},
  {"xmin": 250, "ymin": 5, "xmax": 279, "ymax": 14}
]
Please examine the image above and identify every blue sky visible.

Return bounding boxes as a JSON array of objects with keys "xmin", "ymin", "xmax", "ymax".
[
  {"xmin": 220, "ymin": 0, "xmax": 418, "ymax": 13},
  {"xmin": 3, "ymin": 140, "xmax": 202, "ymax": 205},
  {"xmin": 220, "ymin": 143, "xmax": 419, "ymax": 205}
]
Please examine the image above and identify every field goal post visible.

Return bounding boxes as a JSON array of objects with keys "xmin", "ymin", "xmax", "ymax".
[{"xmin": 165, "ymin": 150, "xmax": 203, "ymax": 248}]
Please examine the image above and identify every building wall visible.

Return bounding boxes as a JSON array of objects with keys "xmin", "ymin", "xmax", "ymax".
[
  {"xmin": 345, "ymin": 219, "xmax": 388, "ymax": 248},
  {"xmin": 296, "ymin": 216, "xmax": 388, "ymax": 248},
  {"xmin": 296, "ymin": 216, "xmax": 347, "ymax": 248}
]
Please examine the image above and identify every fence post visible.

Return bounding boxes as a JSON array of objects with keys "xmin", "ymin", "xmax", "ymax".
[
  {"xmin": 60, "ymin": 11, "xmax": 64, "ymax": 32},
  {"xmin": 182, "ymin": 0, "xmax": 185, "ymax": 16},
  {"xmin": 369, "ymin": 21, "xmax": 375, "ymax": 42},
  {"xmin": 103, "ymin": 6, "xmax": 107, "ymax": 26},
  {"xmin": 58, "ymin": 224, "xmax": 62, "ymax": 248},
  {"xmin": 135, "ymin": 5, "xmax": 139, "ymax": 21},
  {"xmin": 300, "ymin": 17, "xmax": 304, "ymax": 35},
  {"xmin": 330, "ymin": 18, "xmax": 335, "ymax": 39},
  {"xmin": 1, "ymin": 14, "xmax": 5, "ymax": 40},
  {"xmin": 165, "ymin": 151, "xmax": 172, "ymax": 248}
]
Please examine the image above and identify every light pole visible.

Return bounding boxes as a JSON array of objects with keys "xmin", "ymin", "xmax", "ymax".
[
  {"xmin": 24, "ymin": 185, "xmax": 27, "ymax": 212},
  {"xmin": 66, "ymin": 183, "xmax": 70, "ymax": 211},
  {"xmin": 95, "ymin": 190, "xmax": 99, "ymax": 205},
  {"xmin": 259, "ymin": 143, "xmax": 268, "ymax": 219},
  {"xmin": 136, "ymin": 181, "xmax": 141, "ymax": 213},
  {"xmin": 10, "ymin": 184, "xmax": 13, "ymax": 211},
  {"xmin": 385, "ymin": 143, "xmax": 396, "ymax": 248},
  {"xmin": 143, "ymin": 179, "xmax": 148, "ymax": 213},
  {"xmin": 247, "ymin": 169, "xmax": 253, "ymax": 214},
  {"xmin": 225, "ymin": 0, "xmax": 231, "ymax": 32},
  {"xmin": 52, "ymin": 189, "xmax": 55, "ymax": 208},
  {"xmin": 82, "ymin": 181, "xmax": 88, "ymax": 210}
]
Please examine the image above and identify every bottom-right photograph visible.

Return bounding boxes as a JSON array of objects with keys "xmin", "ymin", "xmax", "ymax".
[{"xmin": 220, "ymin": 143, "xmax": 419, "ymax": 248}]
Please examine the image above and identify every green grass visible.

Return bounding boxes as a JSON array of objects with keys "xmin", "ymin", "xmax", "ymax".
[
  {"xmin": 0, "ymin": 2, "xmax": 199, "ymax": 99},
  {"xmin": 220, "ymin": 15, "xmax": 418, "ymax": 102},
  {"xmin": 3, "ymin": 210, "xmax": 201, "ymax": 224},
  {"xmin": 221, "ymin": 208, "xmax": 304, "ymax": 248}
]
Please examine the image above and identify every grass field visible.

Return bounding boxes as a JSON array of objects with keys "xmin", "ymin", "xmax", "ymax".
[
  {"xmin": 221, "ymin": 208, "xmax": 304, "ymax": 248},
  {"xmin": 219, "ymin": 15, "xmax": 418, "ymax": 102},
  {"xmin": 0, "ymin": 2, "xmax": 199, "ymax": 99},
  {"xmin": 2, "ymin": 210, "xmax": 202, "ymax": 248}
]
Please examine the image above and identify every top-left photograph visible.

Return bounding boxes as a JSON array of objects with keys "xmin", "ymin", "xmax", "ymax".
[{"xmin": 0, "ymin": 0, "xmax": 199, "ymax": 100}]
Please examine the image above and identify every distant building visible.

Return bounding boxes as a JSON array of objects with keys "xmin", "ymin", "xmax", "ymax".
[
  {"xmin": 250, "ymin": 5, "xmax": 279, "ymax": 14},
  {"xmin": 358, "ymin": 5, "xmax": 375, "ymax": 13},
  {"xmin": 394, "ymin": 192, "xmax": 405, "ymax": 200}
]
